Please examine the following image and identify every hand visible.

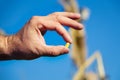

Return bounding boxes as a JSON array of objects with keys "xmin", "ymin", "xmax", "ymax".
[{"xmin": 7, "ymin": 12, "xmax": 83, "ymax": 60}]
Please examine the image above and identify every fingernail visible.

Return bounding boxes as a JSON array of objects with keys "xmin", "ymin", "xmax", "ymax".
[{"xmin": 67, "ymin": 36, "xmax": 72, "ymax": 43}]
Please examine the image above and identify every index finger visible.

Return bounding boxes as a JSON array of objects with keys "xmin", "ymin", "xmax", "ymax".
[{"xmin": 51, "ymin": 12, "xmax": 81, "ymax": 19}]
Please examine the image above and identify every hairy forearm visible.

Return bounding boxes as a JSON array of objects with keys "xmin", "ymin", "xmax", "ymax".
[
  {"xmin": 0, "ymin": 34, "xmax": 38, "ymax": 60},
  {"xmin": 0, "ymin": 34, "xmax": 20, "ymax": 60},
  {"xmin": 0, "ymin": 34, "xmax": 24, "ymax": 60},
  {"xmin": 0, "ymin": 35, "xmax": 11, "ymax": 60}
]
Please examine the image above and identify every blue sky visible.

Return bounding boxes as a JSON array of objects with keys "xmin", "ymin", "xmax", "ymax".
[{"xmin": 0, "ymin": 0, "xmax": 120, "ymax": 80}]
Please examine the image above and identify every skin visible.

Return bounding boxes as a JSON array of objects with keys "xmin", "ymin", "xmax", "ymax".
[{"xmin": 0, "ymin": 12, "xmax": 83, "ymax": 60}]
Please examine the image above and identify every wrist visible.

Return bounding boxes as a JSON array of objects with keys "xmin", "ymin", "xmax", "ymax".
[
  {"xmin": 7, "ymin": 34, "xmax": 32, "ymax": 60},
  {"xmin": 6, "ymin": 34, "xmax": 22, "ymax": 59},
  {"xmin": 7, "ymin": 35, "xmax": 16, "ymax": 54}
]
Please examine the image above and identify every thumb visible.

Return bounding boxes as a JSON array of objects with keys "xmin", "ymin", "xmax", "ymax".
[{"xmin": 43, "ymin": 45, "xmax": 69, "ymax": 56}]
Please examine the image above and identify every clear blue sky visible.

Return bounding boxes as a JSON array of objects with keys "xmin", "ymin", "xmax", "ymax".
[{"xmin": 0, "ymin": 0, "xmax": 120, "ymax": 80}]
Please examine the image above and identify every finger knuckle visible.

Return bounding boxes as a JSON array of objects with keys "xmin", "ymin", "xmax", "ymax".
[
  {"xmin": 52, "ymin": 12, "xmax": 59, "ymax": 15},
  {"xmin": 60, "ymin": 31, "xmax": 64, "ymax": 36},
  {"xmin": 29, "ymin": 16, "xmax": 41, "ymax": 24},
  {"xmin": 49, "ymin": 51, "xmax": 55, "ymax": 56},
  {"xmin": 31, "ymin": 16, "xmax": 39, "ymax": 20},
  {"xmin": 51, "ymin": 12, "xmax": 61, "ymax": 20},
  {"xmin": 54, "ymin": 22, "xmax": 60, "ymax": 27}
]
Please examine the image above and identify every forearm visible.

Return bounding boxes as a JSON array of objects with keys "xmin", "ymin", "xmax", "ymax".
[
  {"xmin": 0, "ymin": 34, "xmax": 11, "ymax": 60},
  {"xmin": 0, "ymin": 32, "xmax": 42, "ymax": 60},
  {"xmin": 0, "ymin": 34, "xmax": 37, "ymax": 60}
]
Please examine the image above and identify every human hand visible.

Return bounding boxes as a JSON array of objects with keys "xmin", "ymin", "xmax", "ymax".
[{"xmin": 7, "ymin": 12, "xmax": 83, "ymax": 60}]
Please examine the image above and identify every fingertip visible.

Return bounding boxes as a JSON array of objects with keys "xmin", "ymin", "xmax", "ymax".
[
  {"xmin": 80, "ymin": 24, "xmax": 84, "ymax": 29},
  {"xmin": 69, "ymin": 13, "xmax": 81, "ymax": 19},
  {"xmin": 74, "ymin": 13, "xmax": 81, "ymax": 18},
  {"xmin": 55, "ymin": 46, "xmax": 69, "ymax": 55},
  {"xmin": 66, "ymin": 36, "xmax": 72, "ymax": 44},
  {"xmin": 77, "ymin": 23, "xmax": 84, "ymax": 30},
  {"xmin": 56, "ymin": 45, "xmax": 69, "ymax": 53},
  {"xmin": 63, "ymin": 46, "xmax": 69, "ymax": 53}
]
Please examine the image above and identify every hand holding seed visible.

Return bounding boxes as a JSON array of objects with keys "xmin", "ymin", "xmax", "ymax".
[{"xmin": 1, "ymin": 12, "xmax": 83, "ymax": 60}]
